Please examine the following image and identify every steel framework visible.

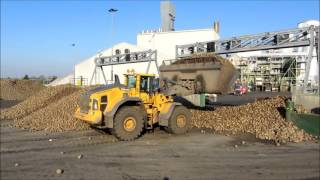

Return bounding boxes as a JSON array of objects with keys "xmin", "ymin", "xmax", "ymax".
[
  {"xmin": 176, "ymin": 26, "xmax": 319, "ymax": 91},
  {"xmin": 238, "ymin": 55, "xmax": 307, "ymax": 92},
  {"xmin": 89, "ymin": 50, "xmax": 158, "ymax": 85}
]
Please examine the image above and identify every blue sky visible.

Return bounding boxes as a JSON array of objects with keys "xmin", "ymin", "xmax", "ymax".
[{"xmin": 1, "ymin": 0, "xmax": 319, "ymax": 78}]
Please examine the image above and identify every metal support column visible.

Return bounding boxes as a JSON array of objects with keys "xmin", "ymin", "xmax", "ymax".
[
  {"xmin": 154, "ymin": 51, "xmax": 160, "ymax": 74},
  {"xmin": 146, "ymin": 59, "xmax": 152, "ymax": 73},
  {"xmin": 303, "ymin": 26, "xmax": 315, "ymax": 91},
  {"xmin": 100, "ymin": 66, "xmax": 108, "ymax": 85},
  {"xmin": 146, "ymin": 51, "xmax": 159, "ymax": 74},
  {"xmin": 89, "ymin": 66, "xmax": 97, "ymax": 85}
]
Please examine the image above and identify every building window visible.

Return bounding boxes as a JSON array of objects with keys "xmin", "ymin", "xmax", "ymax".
[
  {"xmin": 125, "ymin": 49, "xmax": 130, "ymax": 61},
  {"xmin": 115, "ymin": 49, "xmax": 121, "ymax": 62},
  {"xmin": 188, "ymin": 47, "xmax": 194, "ymax": 54}
]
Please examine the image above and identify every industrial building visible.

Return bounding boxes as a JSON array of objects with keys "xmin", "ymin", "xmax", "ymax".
[
  {"xmin": 175, "ymin": 20, "xmax": 319, "ymax": 92},
  {"xmin": 228, "ymin": 20, "xmax": 319, "ymax": 92},
  {"xmin": 75, "ymin": 28, "xmax": 219, "ymax": 85},
  {"xmin": 50, "ymin": 2, "xmax": 319, "ymax": 94},
  {"xmin": 51, "ymin": 1, "xmax": 220, "ymax": 86}
]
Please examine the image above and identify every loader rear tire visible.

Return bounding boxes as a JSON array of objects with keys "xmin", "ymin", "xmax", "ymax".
[
  {"xmin": 112, "ymin": 106, "xmax": 144, "ymax": 141},
  {"xmin": 166, "ymin": 106, "xmax": 191, "ymax": 134}
]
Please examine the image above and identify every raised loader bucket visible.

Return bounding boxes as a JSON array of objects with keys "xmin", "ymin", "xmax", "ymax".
[{"xmin": 159, "ymin": 53, "xmax": 237, "ymax": 96}]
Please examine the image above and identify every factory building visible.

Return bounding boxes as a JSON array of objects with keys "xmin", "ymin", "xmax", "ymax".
[
  {"xmin": 65, "ymin": 28, "xmax": 219, "ymax": 86},
  {"xmin": 50, "ymin": 1, "xmax": 318, "ymax": 92},
  {"xmin": 229, "ymin": 20, "xmax": 319, "ymax": 91},
  {"xmin": 51, "ymin": 1, "xmax": 220, "ymax": 86}
]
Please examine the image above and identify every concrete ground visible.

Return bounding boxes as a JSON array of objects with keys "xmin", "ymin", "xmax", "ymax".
[{"xmin": 1, "ymin": 92, "xmax": 319, "ymax": 180}]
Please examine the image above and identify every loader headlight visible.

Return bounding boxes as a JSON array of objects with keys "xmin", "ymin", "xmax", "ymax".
[{"xmin": 92, "ymin": 99, "xmax": 98, "ymax": 110}]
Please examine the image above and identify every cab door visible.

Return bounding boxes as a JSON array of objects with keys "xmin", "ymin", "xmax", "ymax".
[{"xmin": 139, "ymin": 76, "xmax": 154, "ymax": 103}]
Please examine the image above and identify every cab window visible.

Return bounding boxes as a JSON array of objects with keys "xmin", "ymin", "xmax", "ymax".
[
  {"xmin": 127, "ymin": 75, "xmax": 136, "ymax": 88},
  {"xmin": 140, "ymin": 76, "xmax": 149, "ymax": 92},
  {"xmin": 140, "ymin": 76, "xmax": 157, "ymax": 92}
]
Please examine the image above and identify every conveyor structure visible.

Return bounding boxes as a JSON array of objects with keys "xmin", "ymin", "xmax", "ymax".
[{"xmin": 176, "ymin": 26, "xmax": 319, "ymax": 91}]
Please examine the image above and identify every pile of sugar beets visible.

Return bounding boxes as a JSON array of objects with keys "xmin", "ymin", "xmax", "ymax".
[{"xmin": 1, "ymin": 82, "xmax": 313, "ymax": 143}]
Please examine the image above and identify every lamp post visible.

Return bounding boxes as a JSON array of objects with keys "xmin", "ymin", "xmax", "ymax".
[
  {"xmin": 71, "ymin": 43, "xmax": 76, "ymax": 85},
  {"xmin": 108, "ymin": 8, "xmax": 118, "ymax": 82}
]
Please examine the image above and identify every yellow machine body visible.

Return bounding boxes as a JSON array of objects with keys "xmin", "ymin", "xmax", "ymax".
[{"xmin": 74, "ymin": 73, "xmax": 181, "ymax": 130}]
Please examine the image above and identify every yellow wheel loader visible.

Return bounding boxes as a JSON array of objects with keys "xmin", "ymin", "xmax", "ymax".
[
  {"xmin": 74, "ymin": 73, "xmax": 191, "ymax": 141},
  {"xmin": 74, "ymin": 54, "xmax": 236, "ymax": 141}
]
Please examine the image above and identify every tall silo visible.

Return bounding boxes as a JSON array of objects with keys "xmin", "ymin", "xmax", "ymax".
[{"xmin": 160, "ymin": 1, "xmax": 176, "ymax": 32}]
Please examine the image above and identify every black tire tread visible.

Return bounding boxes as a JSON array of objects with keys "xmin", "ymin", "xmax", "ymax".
[
  {"xmin": 112, "ymin": 106, "xmax": 144, "ymax": 141},
  {"xmin": 166, "ymin": 106, "xmax": 191, "ymax": 134}
]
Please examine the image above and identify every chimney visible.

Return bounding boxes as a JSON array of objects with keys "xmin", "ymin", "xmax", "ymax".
[
  {"xmin": 214, "ymin": 21, "xmax": 220, "ymax": 33},
  {"xmin": 161, "ymin": 1, "xmax": 176, "ymax": 32}
]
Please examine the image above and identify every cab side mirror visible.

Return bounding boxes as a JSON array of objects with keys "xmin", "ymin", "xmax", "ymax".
[{"xmin": 114, "ymin": 75, "xmax": 120, "ymax": 85}]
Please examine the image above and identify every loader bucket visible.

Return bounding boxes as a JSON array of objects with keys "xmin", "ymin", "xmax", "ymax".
[{"xmin": 159, "ymin": 53, "xmax": 237, "ymax": 96}]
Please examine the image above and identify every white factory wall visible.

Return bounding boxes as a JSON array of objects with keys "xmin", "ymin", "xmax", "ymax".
[
  {"xmin": 68, "ymin": 28, "xmax": 220, "ymax": 86},
  {"xmin": 51, "ymin": 28, "xmax": 219, "ymax": 86},
  {"xmin": 52, "ymin": 20, "xmax": 318, "ymax": 86},
  {"xmin": 48, "ymin": 74, "xmax": 73, "ymax": 86}
]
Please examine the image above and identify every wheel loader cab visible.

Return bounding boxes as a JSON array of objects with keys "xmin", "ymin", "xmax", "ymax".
[
  {"xmin": 125, "ymin": 73, "xmax": 157, "ymax": 94},
  {"xmin": 124, "ymin": 73, "xmax": 159, "ymax": 103}
]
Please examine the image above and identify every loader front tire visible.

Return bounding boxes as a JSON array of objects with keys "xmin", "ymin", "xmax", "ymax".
[
  {"xmin": 112, "ymin": 106, "xmax": 144, "ymax": 141},
  {"xmin": 166, "ymin": 106, "xmax": 191, "ymax": 134}
]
